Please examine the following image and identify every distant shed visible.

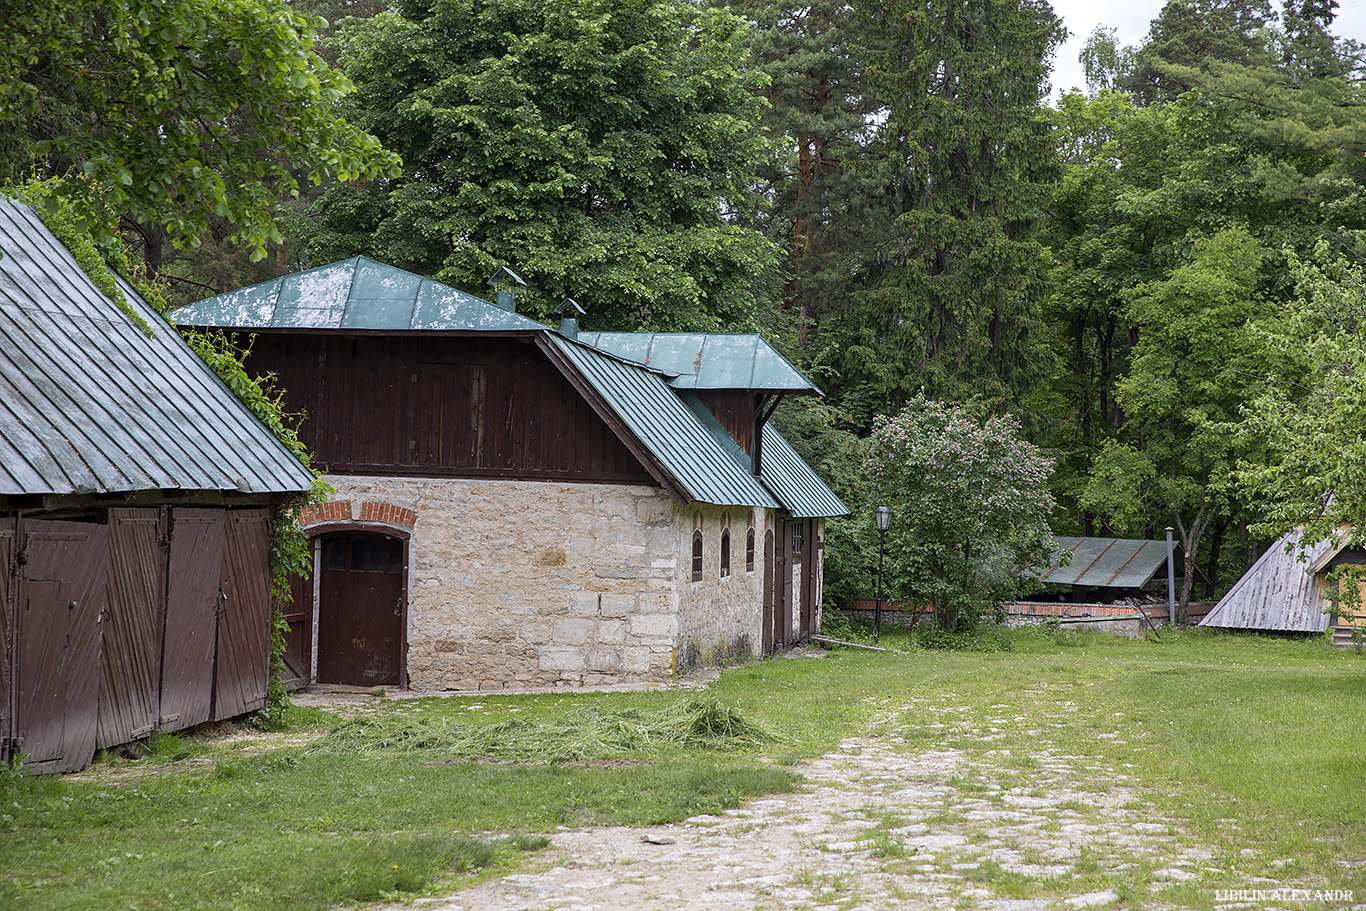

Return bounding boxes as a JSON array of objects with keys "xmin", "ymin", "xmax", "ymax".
[
  {"xmin": 1034, "ymin": 536, "xmax": 1181, "ymax": 603},
  {"xmin": 0, "ymin": 199, "xmax": 313, "ymax": 773},
  {"xmin": 1200, "ymin": 528, "xmax": 1366, "ymax": 634}
]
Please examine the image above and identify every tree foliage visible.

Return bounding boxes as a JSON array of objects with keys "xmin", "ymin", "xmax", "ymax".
[
  {"xmin": 825, "ymin": 0, "xmax": 1065, "ymax": 417},
  {"xmin": 1080, "ymin": 227, "xmax": 1277, "ymax": 613},
  {"xmin": 1238, "ymin": 250, "xmax": 1366, "ymax": 552},
  {"xmin": 865, "ymin": 397, "xmax": 1058, "ymax": 632},
  {"xmin": 0, "ymin": 0, "xmax": 399, "ymax": 266},
  {"xmin": 299, "ymin": 0, "xmax": 776, "ymax": 330}
]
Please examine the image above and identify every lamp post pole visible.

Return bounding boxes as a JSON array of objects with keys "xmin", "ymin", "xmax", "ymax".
[
  {"xmin": 1165, "ymin": 526, "xmax": 1176, "ymax": 625},
  {"xmin": 876, "ymin": 506, "xmax": 891, "ymax": 639}
]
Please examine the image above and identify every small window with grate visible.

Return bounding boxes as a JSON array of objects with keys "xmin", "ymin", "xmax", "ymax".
[
  {"xmin": 720, "ymin": 529, "xmax": 731, "ymax": 578},
  {"xmin": 745, "ymin": 527, "xmax": 756, "ymax": 572},
  {"xmin": 692, "ymin": 530, "xmax": 703, "ymax": 582}
]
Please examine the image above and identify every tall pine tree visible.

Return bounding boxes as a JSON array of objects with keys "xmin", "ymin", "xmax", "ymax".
[{"xmin": 825, "ymin": 0, "xmax": 1065, "ymax": 419}]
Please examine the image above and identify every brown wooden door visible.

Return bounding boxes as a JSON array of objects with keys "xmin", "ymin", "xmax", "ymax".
[
  {"xmin": 281, "ymin": 570, "xmax": 312, "ymax": 688},
  {"xmin": 212, "ymin": 510, "xmax": 274, "ymax": 721},
  {"xmin": 761, "ymin": 529, "xmax": 775, "ymax": 655},
  {"xmin": 798, "ymin": 519, "xmax": 815, "ymax": 641},
  {"xmin": 16, "ymin": 520, "xmax": 109, "ymax": 773},
  {"xmin": 161, "ymin": 509, "xmax": 226, "ymax": 731},
  {"xmin": 0, "ymin": 519, "xmax": 13, "ymax": 765},
  {"xmin": 97, "ymin": 509, "xmax": 166, "ymax": 748},
  {"xmin": 317, "ymin": 533, "xmax": 405, "ymax": 686}
]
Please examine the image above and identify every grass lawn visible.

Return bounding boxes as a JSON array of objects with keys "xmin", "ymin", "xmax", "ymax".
[{"xmin": 2, "ymin": 626, "xmax": 1363, "ymax": 910}]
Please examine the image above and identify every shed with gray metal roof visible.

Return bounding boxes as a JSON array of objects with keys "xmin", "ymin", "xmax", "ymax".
[
  {"xmin": 0, "ymin": 199, "xmax": 313, "ymax": 497},
  {"xmin": 0, "ymin": 198, "xmax": 314, "ymax": 774},
  {"xmin": 1041, "ymin": 537, "xmax": 1174, "ymax": 591}
]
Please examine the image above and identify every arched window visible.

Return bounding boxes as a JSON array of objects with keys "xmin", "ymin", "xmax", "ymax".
[
  {"xmin": 720, "ymin": 529, "xmax": 731, "ymax": 578},
  {"xmin": 745, "ymin": 527, "xmax": 756, "ymax": 572},
  {"xmin": 692, "ymin": 530, "xmax": 703, "ymax": 582}
]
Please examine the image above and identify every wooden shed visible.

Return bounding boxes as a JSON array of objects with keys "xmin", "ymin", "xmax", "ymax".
[
  {"xmin": 0, "ymin": 200, "xmax": 314, "ymax": 773},
  {"xmin": 1200, "ymin": 528, "xmax": 1366, "ymax": 637}
]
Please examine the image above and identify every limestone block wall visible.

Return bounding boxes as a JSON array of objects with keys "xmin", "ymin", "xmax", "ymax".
[
  {"xmin": 675, "ymin": 505, "xmax": 768, "ymax": 670},
  {"xmin": 316, "ymin": 476, "xmax": 692, "ymax": 690}
]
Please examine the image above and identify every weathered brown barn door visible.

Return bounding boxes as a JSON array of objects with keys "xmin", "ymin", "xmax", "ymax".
[
  {"xmin": 780, "ymin": 521, "xmax": 797, "ymax": 649},
  {"xmin": 0, "ymin": 519, "xmax": 14, "ymax": 763},
  {"xmin": 798, "ymin": 519, "xmax": 814, "ymax": 641},
  {"xmin": 211, "ymin": 510, "xmax": 274, "ymax": 721},
  {"xmin": 281, "ymin": 570, "xmax": 312, "ymax": 688},
  {"xmin": 161, "ymin": 508, "xmax": 225, "ymax": 731},
  {"xmin": 762, "ymin": 529, "xmax": 776, "ymax": 655},
  {"xmin": 15, "ymin": 520, "xmax": 109, "ymax": 773},
  {"xmin": 317, "ymin": 533, "xmax": 404, "ymax": 686},
  {"xmin": 97, "ymin": 509, "xmax": 166, "ymax": 749}
]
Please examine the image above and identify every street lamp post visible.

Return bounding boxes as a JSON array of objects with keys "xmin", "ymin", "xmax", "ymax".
[{"xmin": 875, "ymin": 505, "xmax": 892, "ymax": 639}]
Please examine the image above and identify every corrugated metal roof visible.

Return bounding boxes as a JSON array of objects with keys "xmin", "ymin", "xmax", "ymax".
[
  {"xmin": 548, "ymin": 336, "xmax": 777, "ymax": 509},
  {"xmin": 172, "ymin": 256, "xmax": 546, "ymax": 332},
  {"xmin": 575, "ymin": 331, "xmax": 820, "ymax": 393},
  {"xmin": 1042, "ymin": 537, "xmax": 1171, "ymax": 589},
  {"xmin": 0, "ymin": 199, "xmax": 314, "ymax": 497},
  {"xmin": 1200, "ymin": 529, "xmax": 1335, "ymax": 632},
  {"xmin": 759, "ymin": 427, "xmax": 849, "ymax": 518}
]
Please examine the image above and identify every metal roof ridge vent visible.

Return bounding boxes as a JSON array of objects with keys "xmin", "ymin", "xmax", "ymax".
[
  {"xmin": 487, "ymin": 265, "xmax": 527, "ymax": 312},
  {"xmin": 555, "ymin": 297, "xmax": 586, "ymax": 339}
]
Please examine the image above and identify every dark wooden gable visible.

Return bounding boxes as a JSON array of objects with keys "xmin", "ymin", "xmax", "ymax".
[
  {"xmin": 693, "ymin": 390, "xmax": 756, "ymax": 455},
  {"xmin": 242, "ymin": 333, "xmax": 655, "ymax": 484}
]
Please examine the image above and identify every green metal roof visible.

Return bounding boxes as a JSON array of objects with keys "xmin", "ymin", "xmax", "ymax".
[
  {"xmin": 547, "ymin": 336, "xmax": 778, "ymax": 509},
  {"xmin": 575, "ymin": 331, "xmax": 820, "ymax": 393},
  {"xmin": 759, "ymin": 427, "xmax": 850, "ymax": 518},
  {"xmin": 173, "ymin": 256, "xmax": 546, "ymax": 332},
  {"xmin": 0, "ymin": 200, "xmax": 314, "ymax": 497}
]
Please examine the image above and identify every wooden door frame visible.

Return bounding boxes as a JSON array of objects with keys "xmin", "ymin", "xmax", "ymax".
[{"xmin": 309, "ymin": 523, "xmax": 410, "ymax": 689}]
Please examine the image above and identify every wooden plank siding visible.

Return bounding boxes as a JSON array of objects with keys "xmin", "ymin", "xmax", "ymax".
[
  {"xmin": 241, "ymin": 334, "xmax": 655, "ymax": 484},
  {"xmin": 16, "ymin": 520, "xmax": 109, "ymax": 773},
  {"xmin": 0, "ymin": 520, "xmax": 11, "ymax": 758},
  {"xmin": 211, "ymin": 510, "xmax": 274, "ymax": 720},
  {"xmin": 97, "ymin": 509, "xmax": 166, "ymax": 748},
  {"xmin": 160, "ymin": 509, "xmax": 225, "ymax": 730},
  {"xmin": 694, "ymin": 391, "xmax": 755, "ymax": 456}
]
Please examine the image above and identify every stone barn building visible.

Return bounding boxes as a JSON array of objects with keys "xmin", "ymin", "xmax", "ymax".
[{"xmin": 174, "ymin": 257, "xmax": 846, "ymax": 691}]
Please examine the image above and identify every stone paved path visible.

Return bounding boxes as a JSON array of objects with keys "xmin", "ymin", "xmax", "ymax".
[{"xmin": 396, "ymin": 697, "xmax": 1231, "ymax": 911}]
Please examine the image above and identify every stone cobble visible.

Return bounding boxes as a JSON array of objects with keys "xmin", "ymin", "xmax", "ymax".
[{"xmin": 397, "ymin": 704, "xmax": 1230, "ymax": 911}]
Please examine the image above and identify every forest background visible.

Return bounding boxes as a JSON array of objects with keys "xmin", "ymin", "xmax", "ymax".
[{"xmin": 4, "ymin": 0, "xmax": 1365, "ymax": 619}]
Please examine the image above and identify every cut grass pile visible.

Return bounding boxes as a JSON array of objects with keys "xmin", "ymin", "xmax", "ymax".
[{"xmin": 315, "ymin": 696, "xmax": 773, "ymax": 762}]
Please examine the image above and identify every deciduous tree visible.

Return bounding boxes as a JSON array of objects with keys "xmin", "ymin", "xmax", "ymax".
[
  {"xmin": 300, "ymin": 0, "xmax": 776, "ymax": 330},
  {"xmin": 0, "ymin": 0, "xmax": 399, "ymax": 268},
  {"xmin": 865, "ymin": 396, "xmax": 1058, "ymax": 633}
]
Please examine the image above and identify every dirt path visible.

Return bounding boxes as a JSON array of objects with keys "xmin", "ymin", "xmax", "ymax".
[{"xmin": 397, "ymin": 699, "xmax": 1228, "ymax": 911}]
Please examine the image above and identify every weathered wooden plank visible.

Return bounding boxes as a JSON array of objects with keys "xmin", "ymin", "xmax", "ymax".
[
  {"xmin": 97, "ymin": 508, "xmax": 165, "ymax": 748},
  {"xmin": 161, "ymin": 508, "xmax": 224, "ymax": 731},
  {"xmin": 17, "ymin": 519, "xmax": 109, "ymax": 773},
  {"xmin": 212, "ymin": 509, "xmax": 273, "ymax": 721}
]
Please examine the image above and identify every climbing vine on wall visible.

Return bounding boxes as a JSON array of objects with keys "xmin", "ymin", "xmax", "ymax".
[{"xmin": 184, "ymin": 329, "xmax": 331, "ymax": 724}]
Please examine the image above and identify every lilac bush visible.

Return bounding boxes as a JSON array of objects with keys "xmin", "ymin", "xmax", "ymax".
[{"xmin": 866, "ymin": 396, "xmax": 1059, "ymax": 632}]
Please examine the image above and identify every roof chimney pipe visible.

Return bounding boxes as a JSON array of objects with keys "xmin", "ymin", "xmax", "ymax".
[
  {"xmin": 486, "ymin": 266, "xmax": 527, "ymax": 312},
  {"xmin": 556, "ymin": 297, "xmax": 586, "ymax": 339}
]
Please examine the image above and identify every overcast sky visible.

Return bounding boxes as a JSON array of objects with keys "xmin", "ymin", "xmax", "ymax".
[{"xmin": 1046, "ymin": 0, "xmax": 1366, "ymax": 101}]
